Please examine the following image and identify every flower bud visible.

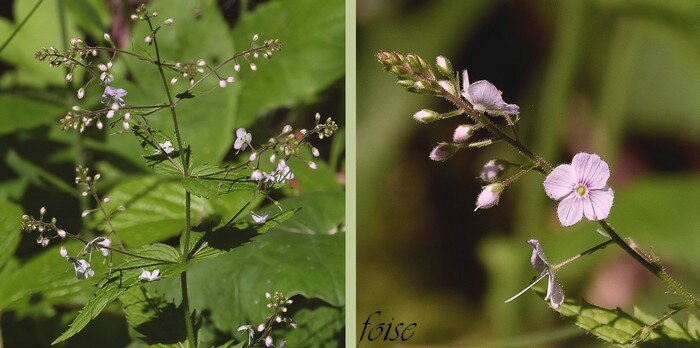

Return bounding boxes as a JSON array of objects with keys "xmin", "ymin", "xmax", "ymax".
[
  {"xmin": 60, "ymin": 246, "xmax": 68, "ymax": 258},
  {"xmin": 438, "ymin": 80, "xmax": 457, "ymax": 96},
  {"xmin": 436, "ymin": 56, "xmax": 453, "ymax": 76},
  {"xmin": 413, "ymin": 109, "xmax": 439, "ymax": 123},
  {"xmin": 144, "ymin": 36, "xmax": 152, "ymax": 44},
  {"xmin": 475, "ymin": 183, "xmax": 504, "ymax": 210},
  {"xmin": 429, "ymin": 142, "xmax": 459, "ymax": 162},
  {"xmin": 480, "ymin": 160, "xmax": 507, "ymax": 182},
  {"xmin": 57, "ymin": 229, "xmax": 66, "ymax": 238},
  {"xmin": 219, "ymin": 79, "xmax": 227, "ymax": 88},
  {"xmin": 103, "ymin": 33, "xmax": 111, "ymax": 42},
  {"xmin": 453, "ymin": 124, "xmax": 474, "ymax": 143},
  {"xmin": 170, "ymin": 77, "xmax": 178, "ymax": 85},
  {"xmin": 77, "ymin": 88, "xmax": 85, "ymax": 99},
  {"xmin": 165, "ymin": 18, "xmax": 174, "ymax": 25}
]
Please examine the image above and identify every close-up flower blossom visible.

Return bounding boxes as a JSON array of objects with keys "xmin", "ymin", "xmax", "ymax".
[
  {"xmin": 461, "ymin": 70, "xmax": 519, "ymax": 116},
  {"xmin": 70, "ymin": 258, "xmax": 95, "ymax": 280},
  {"xmin": 543, "ymin": 152, "xmax": 614, "ymax": 226},
  {"xmin": 234, "ymin": 128, "xmax": 252, "ymax": 151},
  {"xmin": 138, "ymin": 269, "xmax": 161, "ymax": 282},
  {"xmin": 101, "ymin": 86, "xmax": 127, "ymax": 107}
]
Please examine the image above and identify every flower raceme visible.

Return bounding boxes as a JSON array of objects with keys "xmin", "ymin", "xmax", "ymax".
[{"xmin": 543, "ymin": 153, "xmax": 614, "ymax": 226}]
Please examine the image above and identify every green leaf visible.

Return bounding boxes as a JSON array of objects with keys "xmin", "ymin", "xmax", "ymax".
[
  {"xmin": 536, "ymin": 288, "xmax": 700, "ymax": 346},
  {"xmin": 120, "ymin": 287, "xmax": 193, "ymax": 347},
  {"xmin": 5, "ymin": 150, "xmax": 76, "ymax": 196},
  {"xmin": 53, "ymin": 243, "xmax": 184, "ymax": 344},
  {"xmin": 232, "ymin": 0, "xmax": 344, "ymax": 126},
  {"xmin": 273, "ymin": 305, "xmax": 344, "ymax": 347},
  {"xmin": 103, "ymin": 176, "xmax": 215, "ymax": 246},
  {"xmin": 0, "ymin": 0, "xmax": 80, "ymax": 86},
  {"xmin": 107, "ymin": 0, "xmax": 237, "ymax": 166},
  {"xmin": 0, "ymin": 92, "xmax": 65, "ymax": 135},
  {"xmin": 0, "ymin": 200, "xmax": 22, "ymax": 268},
  {"xmin": 155, "ymin": 191, "xmax": 345, "ymax": 333}
]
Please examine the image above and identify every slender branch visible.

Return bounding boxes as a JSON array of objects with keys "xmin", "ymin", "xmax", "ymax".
[
  {"xmin": 551, "ymin": 238, "xmax": 615, "ymax": 270},
  {"xmin": 431, "ymin": 78, "xmax": 700, "ymax": 309},
  {"xmin": 0, "ymin": 0, "xmax": 44, "ymax": 54},
  {"xmin": 148, "ymin": 17, "xmax": 196, "ymax": 347}
]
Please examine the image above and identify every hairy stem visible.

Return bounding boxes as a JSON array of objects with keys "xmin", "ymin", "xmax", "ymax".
[
  {"xmin": 148, "ymin": 18, "xmax": 196, "ymax": 347},
  {"xmin": 438, "ymin": 83, "xmax": 700, "ymax": 309}
]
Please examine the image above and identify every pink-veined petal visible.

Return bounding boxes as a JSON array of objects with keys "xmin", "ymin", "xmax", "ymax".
[
  {"xmin": 571, "ymin": 152, "xmax": 610, "ymax": 189},
  {"xmin": 557, "ymin": 194, "xmax": 584, "ymax": 226},
  {"xmin": 461, "ymin": 70, "xmax": 470, "ymax": 95},
  {"xmin": 582, "ymin": 186, "xmax": 614, "ymax": 221},
  {"xmin": 543, "ymin": 164, "xmax": 576, "ymax": 200}
]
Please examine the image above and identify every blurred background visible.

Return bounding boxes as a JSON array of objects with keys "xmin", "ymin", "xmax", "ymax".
[{"xmin": 358, "ymin": 0, "xmax": 700, "ymax": 346}]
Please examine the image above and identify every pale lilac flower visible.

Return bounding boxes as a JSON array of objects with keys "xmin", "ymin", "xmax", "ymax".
[
  {"xmin": 234, "ymin": 128, "xmax": 252, "ymax": 151},
  {"xmin": 59, "ymin": 246, "xmax": 68, "ymax": 258},
  {"xmin": 251, "ymin": 211, "xmax": 268, "ymax": 224},
  {"xmin": 308, "ymin": 161, "xmax": 317, "ymax": 170},
  {"xmin": 101, "ymin": 86, "xmax": 127, "ymax": 107},
  {"xmin": 480, "ymin": 160, "xmax": 506, "ymax": 182},
  {"xmin": 505, "ymin": 239, "xmax": 564, "ymax": 309},
  {"xmin": 237, "ymin": 325, "xmax": 254, "ymax": 339},
  {"xmin": 57, "ymin": 229, "xmax": 66, "ymax": 238},
  {"xmin": 257, "ymin": 324, "xmax": 265, "ymax": 332},
  {"xmin": 138, "ymin": 269, "xmax": 160, "ymax": 281},
  {"xmin": 543, "ymin": 152, "xmax": 614, "ymax": 226},
  {"xmin": 36, "ymin": 236, "xmax": 49, "ymax": 247},
  {"xmin": 251, "ymin": 170, "xmax": 264, "ymax": 181},
  {"xmin": 475, "ymin": 183, "xmax": 504, "ymax": 210},
  {"xmin": 85, "ymin": 237, "xmax": 111, "ymax": 257},
  {"xmin": 155, "ymin": 141, "xmax": 175, "ymax": 155},
  {"xmin": 265, "ymin": 336, "xmax": 273, "ymax": 347},
  {"xmin": 71, "ymin": 258, "xmax": 95, "ymax": 280},
  {"xmin": 268, "ymin": 161, "xmax": 294, "ymax": 183},
  {"xmin": 461, "ymin": 70, "xmax": 519, "ymax": 116}
]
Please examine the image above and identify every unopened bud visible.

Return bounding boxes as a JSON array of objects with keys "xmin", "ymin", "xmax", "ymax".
[
  {"xmin": 429, "ymin": 143, "xmax": 459, "ymax": 162},
  {"xmin": 435, "ymin": 56, "xmax": 453, "ymax": 76},
  {"xmin": 480, "ymin": 160, "xmax": 508, "ymax": 182},
  {"xmin": 438, "ymin": 80, "xmax": 457, "ymax": 96},
  {"xmin": 476, "ymin": 183, "xmax": 504, "ymax": 210},
  {"xmin": 413, "ymin": 109, "xmax": 439, "ymax": 123},
  {"xmin": 452, "ymin": 124, "xmax": 474, "ymax": 143}
]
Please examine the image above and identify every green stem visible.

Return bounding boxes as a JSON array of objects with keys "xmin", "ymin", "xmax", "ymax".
[
  {"xmin": 0, "ymin": 0, "xmax": 44, "ymax": 54},
  {"xmin": 439, "ymin": 83, "xmax": 700, "ymax": 309},
  {"xmin": 148, "ymin": 18, "xmax": 196, "ymax": 347}
]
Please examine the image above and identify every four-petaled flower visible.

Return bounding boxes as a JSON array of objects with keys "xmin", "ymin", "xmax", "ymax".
[
  {"xmin": 461, "ymin": 70, "xmax": 519, "ymax": 116},
  {"xmin": 251, "ymin": 211, "xmax": 269, "ymax": 224},
  {"xmin": 237, "ymin": 325, "xmax": 255, "ymax": 339},
  {"xmin": 70, "ymin": 258, "xmax": 95, "ymax": 280},
  {"xmin": 543, "ymin": 152, "xmax": 614, "ymax": 226},
  {"xmin": 101, "ymin": 86, "xmax": 127, "ymax": 107},
  {"xmin": 85, "ymin": 237, "xmax": 112, "ymax": 257},
  {"xmin": 234, "ymin": 128, "xmax": 252, "ymax": 151},
  {"xmin": 138, "ymin": 269, "xmax": 161, "ymax": 282},
  {"xmin": 155, "ymin": 141, "xmax": 175, "ymax": 155}
]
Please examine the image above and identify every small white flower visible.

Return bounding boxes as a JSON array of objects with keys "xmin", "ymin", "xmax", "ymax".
[
  {"xmin": 165, "ymin": 18, "xmax": 174, "ymax": 25},
  {"xmin": 106, "ymin": 110, "xmax": 115, "ymax": 119},
  {"xmin": 103, "ymin": 33, "xmax": 111, "ymax": 42},
  {"xmin": 265, "ymin": 336, "xmax": 272, "ymax": 347},
  {"xmin": 144, "ymin": 36, "xmax": 152, "ymax": 44},
  {"xmin": 311, "ymin": 147, "xmax": 320, "ymax": 157},
  {"xmin": 257, "ymin": 324, "xmax": 265, "ymax": 332},
  {"xmin": 234, "ymin": 63, "xmax": 240, "ymax": 72},
  {"xmin": 249, "ymin": 152, "xmax": 257, "ymax": 161},
  {"xmin": 282, "ymin": 125, "xmax": 292, "ymax": 134},
  {"xmin": 237, "ymin": 325, "xmax": 254, "ymax": 339},
  {"xmin": 269, "ymin": 154, "xmax": 276, "ymax": 163},
  {"xmin": 253, "ymin": 34, "xmax": 259, "ymax": 41},
  {"xmin": 40, "ymin": 207, "xmax": 46, "ymax": 215},
  {"xmin": 77, "ymin": 88, "xmax": 85, "ymax": 99},
  {"xmin": 98, "ymin": 64, "xmax": 108, "ymax": 72},
  {"xmin": 103, "ymin": 197, "xmax": 110, "ymax": 203},
  {"xmin": 65, "ymin": 73, "xmax": 73, "ymax": 82},
  {"xmin": 170, "ymin": 77, "xmax": 178, "ymax": 85},
  {"xmin": 123, "ymin": 112, "xmax": 131, "ymax": 121},
  {"xmin": 219, "ymin": 79, "xmax": 227, "ymax": 88},
  {"xmin": 155, "ymin": 141, "xmax": 175, "ymax": 155},
  {"xmin": 250, "ymin": 63, "xmax": 257, "ymax": 71},
  {"xmin": 138, "ymin": 269, "xmax": 161, "ymax": 281},
  {"xmin": 81, "ymin": 210, "xmax": 91, "ymax": 218},
  {"xmin": 251, "ymin": 170, "xmax": 264, "ymax": 181},
  {"xmin": 197, "ymin": 59, "xmax": 206, "ymax": 67},
  {"xmin": 234, "ymin": 128, "xmax": 252, "ymax": 151},
  {"xmin": 96, "ymin": 121, "xmax": 104, "ymax": 130},
  {"xmin": 71, "ymin": 258, "xmax": 95, "ymax": 280},
  {"xmin": 308, "ymin": 161, "xmax": 317, "ymax": 170},
  {"xmin": 226, "ymin": 76, "xmax": 235, "ymax": 83},
  {"xmin": 37, "ymin": 236, "xmax": 49, "ymax": 247},
  {"xmin": 57, "ymin": 229, "xmax": 66, "ymax": 238},
  {"xmin": 251, "ymin": 211, "xmax": 268, "ymax": 224},
  {"xmin": 85, "ymin": 237, "xmax": 111, "ymax": 257},
  {"xmin": 59, "ymin": 246, "xmax": 68, "ymax": 258},
  {"xmin": 123, "ymin": 121, "xmax": 130, "ymax": 130}
]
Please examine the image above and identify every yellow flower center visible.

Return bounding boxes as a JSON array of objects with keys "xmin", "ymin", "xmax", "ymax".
[{"xmin": 575, "ymin": 184, "xmax": 587, "ymax": 197}]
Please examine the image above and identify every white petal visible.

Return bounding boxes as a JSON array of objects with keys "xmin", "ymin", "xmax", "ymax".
[
  {"xmin": 571, "ymin": 152, "xmax": 610, "ymax": 189},
  {"xmin": 582, "ymin": 187, "xmax": 614, "ymax": 221},
  {"xmin": 546, "ymin": 273, "xmax": 565, "ymax": 309}
]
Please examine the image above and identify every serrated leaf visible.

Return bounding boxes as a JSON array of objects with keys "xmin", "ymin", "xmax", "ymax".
[
  {"xmin": 120, "ymin": 286, "xmax": 193, "ymax": 347},
  {"xmin": 535, "ymin": 288, "xmax": 700, "ymax": 347},
  {"xmin": 232, "ymin": 0, "xmax": 344, "ymax": 126},
  {"xmin": 53, "ymin": 243, "xmax": 184, "ymax": 344}
]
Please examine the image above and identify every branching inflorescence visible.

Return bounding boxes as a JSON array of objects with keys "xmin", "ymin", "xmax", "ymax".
[
  {"xmin": 377, "ymin": 50, "xmax": 699, "ymax": 337},
  {"xmin": 22, "ymin": 4, "xmax": 336, "ymax": 347}
]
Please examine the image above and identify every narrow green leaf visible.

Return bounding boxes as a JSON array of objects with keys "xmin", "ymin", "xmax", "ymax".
[{"xmin": 0, "ymin": 200, "xmax": 22, "ymax": 268}]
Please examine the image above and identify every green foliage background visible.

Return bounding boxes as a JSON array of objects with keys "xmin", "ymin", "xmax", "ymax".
[
  {"xmin": 0, "ymin": 0, "xmax": 345, "ymax": 347},
  {"xmin": 358, "ymin": 0, "xmax": 700, "ymax": 346}
]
